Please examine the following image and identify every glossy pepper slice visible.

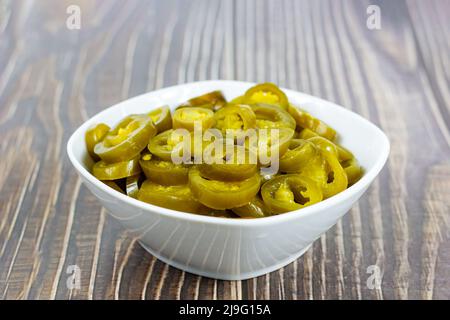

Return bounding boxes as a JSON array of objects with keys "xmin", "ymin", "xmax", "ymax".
[
  {"xmin": 232, "ymin": 196, "xmax": 271, "ymax": 218},
  {"xmin": 261, "ymin": 174, "xmax": 323, "ymax": 214},
  {"xmin": 137, "ymin": 180, "xmax": 207, "ymax": 214},
  {"xmin": 86, "ymin": 123, "xmax": 110, "ymax": 161},
  {"xmin": 320, "ymin": 149, "xmax": 348, "ymax": 198},
  {"xmin": 148, "ymin": 105, "xmax": 172, "ymax": 133},
  {"xmin": 189, "ymin": 167, "xmax": 261, "ymax": 210},
  {"xmin": 251, "ymin": 127, "xmax": 295, "ymax": 160},
  {"xmin": 213, "ymin": 104, "xmax": 256, "ymax": 137},
  {"xmin": 251, "ymin": 103, "xmax": 296, "ymax": 130},
  {"xmin": 173, "ymin": 107, "xmax": 215, "ymax": 131},
  {"xmin": 177, "ymin": 91, "xmax": 227, "ymax": 111},
  {"xmin": 92, "ymin": 156, "xmax": 141, "ymax": 180},
  {"xmin": 102, "ymin": 180, "xmax": 125, "ymax": 193},
  {"xmin": 308, "ymin": 136, "xmax": 338, "ymax": 155},
  {"xmin": 279, "ymin": 139, "xmax": 320, "ymax": 173},
  {"xmin": 198, "ymin": 145, "xmax": 258, "ymax": 181},
  {"xmin": 125, "ymin": 174, "xmax": 141, "ymax": 198},
  {"xmin": 94, "ymin": 114, "xmax": 156, "ymax": 162},
  {"xmin": 139, "ymin": 157, "xmax": 189, "ymax": 185},
  {"xmin": 287, "ymin": 104, "xmax": 336, "ymax": 141},
  {"xmin": 243, "ymin": 83, "xmax": 289, "ymax": 110},
  {"xmin": 342, "ymin": 158, "xmax": 363, "ymax": 186},
  {"xmin": 148, "ymin": 129, "xmax": 191, "ymax": 162}
]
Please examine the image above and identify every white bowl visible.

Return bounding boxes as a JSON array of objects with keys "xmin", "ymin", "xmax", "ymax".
[{"xmin": 67, "ymin": 80, "xmax": 389, "ymax": 280}]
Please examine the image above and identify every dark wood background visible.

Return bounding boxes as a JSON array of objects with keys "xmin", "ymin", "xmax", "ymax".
[{"xmin": 0, "ymin": 0, "xmax": 449, "ymax": 300}]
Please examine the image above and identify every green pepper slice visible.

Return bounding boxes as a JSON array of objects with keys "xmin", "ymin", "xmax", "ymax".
[
  {"xmin": 243, "ymin": 83, "xmax": 289, "ymax": 110},
  {"xmin": 177, "ymin": 91, "xmax": 227, "ymax": 111},
  {"xmin": 320, "ymin": 150, "xmax": 348, "ymax": 198},
  {"xmin": 189, "ymin": 167, "xmax": 261, "ymax": 210},
  {"xmin": 287, "ymin": 104, "xmax": 336, "ymax": 140},
  {"xmin": 125, "ymin": 174, "xmax": 141, "ymax": 198},
  {"xmin": 139, "ymin": 158, "xmax": 189, "ymax": 185},
  {"xmin": 85, "ymin": 123, "xmax": 110, "ymax": 161},
  {"xmin": 308, "ymin": 136, "xmax": 338, "ymax": 155},
  {"xmin": 279, "ymin": 139, "xmax": 320, "ymax": 173},
  {"xmin": 297, "ymin": 128, "xmax": 318, "ymax": 140},
  {"xmin": 92, "ymin": 156, "xmax": 141, "ymax": 180},
  {"xmin": 102, "ymin": 180, "xmax": 125, "ymax": 193},
  {"xmin": 261, "ymin": 174, "xmax": 323, "ymax": 214},
  {"xmin": 232, "ymin": 196, "xmax": 270, "ymax": 218},
  {"xmin": 342, "ymin": 158, "xmax": 363, "ymax": 186},
  {"xmin": 198, "ymin": 145, "xmax": 257, "ymax": 181},
  {"xmin": 251, "ymin": 127, "xmax": 295, "ymax": 160},
  {"xmin": 137, "ymin": 180, "xmax": 207, "ymax": 214},
  {"xmin": 213, "ymin": 104, "xmax": 256, "ymax": 137},
  {"xmin": 173, "ymin": 107, "xmax": 215, "ymax": 131},
  {"xmin": 94, "ymin": 114, "xmax": 156, "ymax": 162},
  {"xmin": 229, "ymin": 95, "xmax": 245, "ymax": 105},
  {"xmin": 148, "ymin": 129, "xmax": 191, "ymax": 162},
  {"xmin": 251, "ymin": 103, "xmax": 296, "ymax": 130},
  {"xmin": 148, "ymin": 105, "xmax": 172, "ymax": 133}
]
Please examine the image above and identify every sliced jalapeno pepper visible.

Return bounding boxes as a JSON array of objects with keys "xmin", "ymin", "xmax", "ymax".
[
  {"xmin": 125, "ymin": 174, "xmax": 141, "ymax": 198},
  {"xmin": 102, "ymin": 180, "xmax": 125, "ymax": 193},
  {"xmin": 178, "ymin": 91, "xmax": 227, "ymax": 111},
  {"xmin": 336, "ymin": 144, "xmax": 354, "ymax": 162},
  {"xmin": 261, "ymin": 174, "xmax": 323, "ymax": 214},
  {"xmin": 148, "ymin": 105, "xmax": 172, "ymax": 133},
  {"xmin": 251, "ymin": 127, "xmax": 295, "ymax": 160},
  {"xmin": 173, "ymin": 107, "xmax": 215, "ymax": 131},
  {"xmin": 232, "ymin": 196, "xmax": 270, "ymax": 218},
  {"xmin": 189, "ymin": 167, "xmax": 261, "ymax": 210},
  {"xmin": 279, "ymin": 139, "xmax": 320, "ymax": 173},
  {"xmin": 92, "ymin": 156, "xmax": 141, "ymax": 180},
  {"xmin": 94, "ymin": 114, "xmax": 156, "ymax": 162},
  {"xmin": 320, "ymin": 150, "xmax": 348, "ymax": 198},
  {"xmin": 243, "ymin": 83, "xmax": 289, "ymax": 110},
  {"xmin": 229, "ymin": 95, "xmax": 245, "ymax": 105},
  {"xmin": 213, "ymin": 104, "xmax": 256, "ymax": 137},
  {"xmin": 308, "ymin": 136, "xmax": 338, "ymax": 155},
  {"xmin": 198, "ymin": 146, "xmax": 257, "ymax": 181},
  {"xmin": 85, "ymin": 123, "xmax": 110, "ymax": 161},
  {"xmin": 287, "ymin": 104, "xmax": 336, "ymax": 140},
  {"xmin": 137, "ymin": 180, "xmax": 207, "ymax": 214},
  {"xmin": 140, "ymin": 157, "xmax": 189, "ymax": 185},
  {"xmin": 342, "ymin": 158, "xmax": 363, "ymax": 186},
  {"xmin": 297, "ymin": 128, "xmax": 318, "ymax": 140},
  {"xmin": 251, "ymin": 103, "xmax": 296, "ymax": 130},
  {"xmin": 148, "ymin": 129, "xmax": 191, "ymax": 162}
]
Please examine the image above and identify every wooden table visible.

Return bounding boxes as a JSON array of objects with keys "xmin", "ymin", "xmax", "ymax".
[{"xmin": 0, "ymin": 0, "xmax": 449, "ymax": 300}]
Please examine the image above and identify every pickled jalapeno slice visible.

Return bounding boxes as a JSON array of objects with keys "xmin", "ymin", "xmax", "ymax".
[
  {"xmin": 177, "ymin": 91, "xmax": 227, "ymax": 111},
  {"xmin": 243, "ymin": 83, "xmax": 289, "ymax": 110},
  {"xmin": 94, "ymin": 114, "xmax": 156, "ymax": 163},
  {"xmin": 261, "ymin": 174, "xmax": 323, "ymax": 214},
  {"xmin": 251, "ymin": 103, "xmax": 296, "ymax": 130},
  {"xmin": 137, "ymin": 180, "xmax": 207, "ymax": 214},
  {"xmin": 93, "ymin": 156, "xmax": 141, "ymax": 180},
  {"xmin": 86, "ymin": 123, "xmax": 110, "ymax": 160},
  {"xmin": 189, "ymin": 167, "xmax": 261, "ymax": 210},
  {"xmin": 173, "ymin": 107, "xmax": 215, "ymax": 131},
  {"xmin": 140, "ymin": 157, "xmax": 189, "ymax": 185},
  {"xmin": 148, "ymin": 105, "xmax": 172, "ymax": 133}
]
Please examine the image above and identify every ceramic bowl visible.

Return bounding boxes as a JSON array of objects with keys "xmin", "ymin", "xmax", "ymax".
[{"xmin": 67, "ymin": 80, "xmax": 389, "ymax": 280}]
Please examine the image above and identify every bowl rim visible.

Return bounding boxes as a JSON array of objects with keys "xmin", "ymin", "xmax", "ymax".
[{"xmin": 67, "ymin": 80, "xmax": 390, "ymax": 227}]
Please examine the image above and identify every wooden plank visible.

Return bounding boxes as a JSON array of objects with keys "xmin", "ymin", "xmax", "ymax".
[{"xmin": 0, "ymin": 0, "xmax": 449, "ymax": 300}]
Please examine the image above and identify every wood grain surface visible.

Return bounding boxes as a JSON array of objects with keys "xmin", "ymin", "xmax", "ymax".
[{"xmin": 0, "ymin": 0, "xmax": 449, "ymax": 300}]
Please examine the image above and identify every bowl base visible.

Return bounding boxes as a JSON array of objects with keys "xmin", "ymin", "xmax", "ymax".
[{"xmin": 138, "ymin": 241, "xmax": 313, "ymax": 281}]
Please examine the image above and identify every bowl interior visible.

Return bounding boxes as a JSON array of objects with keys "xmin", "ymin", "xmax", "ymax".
[{"xmin": 67, "ymin": 80, "xmax": 389, "ymax": 223}]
